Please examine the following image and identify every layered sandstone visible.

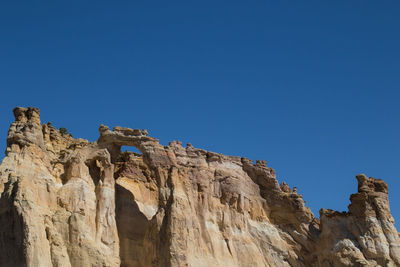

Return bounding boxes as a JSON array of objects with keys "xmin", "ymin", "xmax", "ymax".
[{"xmin": 0, "ymin": 107, "xmax": 398, "ymax": 267}]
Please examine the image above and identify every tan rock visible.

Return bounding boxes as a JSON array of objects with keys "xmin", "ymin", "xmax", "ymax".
[{"xmin": 0, "ymin": 107, "xmax": 398, "ymax": 267}]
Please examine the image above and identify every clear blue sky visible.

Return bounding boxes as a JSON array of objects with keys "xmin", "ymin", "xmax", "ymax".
[{"xmin": 1, "ymin": 1, "xmax": 399, "ymax": 226}]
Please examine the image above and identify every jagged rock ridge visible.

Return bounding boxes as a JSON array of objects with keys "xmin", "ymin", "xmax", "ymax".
[{"xmin": 0, "ymin": 107, "xmax": 398, "ymax": 267}]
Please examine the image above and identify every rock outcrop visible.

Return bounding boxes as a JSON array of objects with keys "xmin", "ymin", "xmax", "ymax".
[{"xmin": 0, "ymin": 107, "xmax": 398, "ymax": 267}]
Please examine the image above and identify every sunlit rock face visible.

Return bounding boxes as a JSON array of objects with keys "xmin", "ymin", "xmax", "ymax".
[{"xmin": 0, "ymin": 107, "xmax": 398, "ymax": 267}]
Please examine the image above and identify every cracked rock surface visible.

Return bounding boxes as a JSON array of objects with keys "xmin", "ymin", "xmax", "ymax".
[{"xmin": 0, "ymin": 107, "xmax": 398, "ymax": 267}]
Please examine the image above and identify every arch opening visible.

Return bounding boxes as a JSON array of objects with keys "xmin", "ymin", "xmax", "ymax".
[{"xmin": 121, "ymin": 145, "xmax": 142, "ymax": 156}]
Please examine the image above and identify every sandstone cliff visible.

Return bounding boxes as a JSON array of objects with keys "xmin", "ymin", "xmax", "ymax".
[{"xmin": 0, "ymin": 107, "xmax": 398, "ymax": 267}]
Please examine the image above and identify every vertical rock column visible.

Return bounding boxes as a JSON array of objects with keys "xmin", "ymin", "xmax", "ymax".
[
  {"xmin": 0, "ymin": 107, "xmax": 54, "ymax": 267},
  {"xmin": 318, "ymin": 174, "xmax": 400, "ymax": 266}
]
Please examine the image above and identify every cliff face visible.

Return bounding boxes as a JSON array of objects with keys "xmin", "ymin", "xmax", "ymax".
[{"xmin": 0, "ymin": 107, "xmax": 398, "ymax": 267}]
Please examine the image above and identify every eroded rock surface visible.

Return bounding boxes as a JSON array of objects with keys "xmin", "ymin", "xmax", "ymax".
[{"xmin": 0, "ymin": 107, "xmax": 398, "ymax": 267}]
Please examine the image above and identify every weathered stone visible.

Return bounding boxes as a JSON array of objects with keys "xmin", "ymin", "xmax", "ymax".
[{"xmin": 0, "ymin": 107, "xmax": 398, "ymax": 267}]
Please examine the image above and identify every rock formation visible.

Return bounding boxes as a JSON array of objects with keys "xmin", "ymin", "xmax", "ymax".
[{"xmin": 0, "ymin": 107, "xmax": 398, "ymax": 267}]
